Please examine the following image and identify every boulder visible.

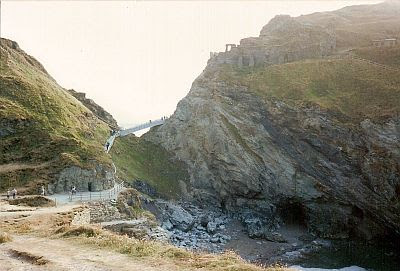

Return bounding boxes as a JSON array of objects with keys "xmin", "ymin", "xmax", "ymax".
[
  {"xmin": 165, "ymin": 203, "xmax": 194, "ymax": 232},
  {"xmin": 207, "ymin": 221, "xmax": 217, "ymax": 234},
  {"xmin": 162, "ymin": 219, "xmax": 173, "ymax": 230}
]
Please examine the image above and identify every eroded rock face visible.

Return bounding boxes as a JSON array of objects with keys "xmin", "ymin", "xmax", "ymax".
[
  {"xmin": 50, "ymin": 164, "xmax": 115, "ymax": 193},
  {"xmin": 143, "ymin": 1, "xmax": 400, "ymax": 242},
  {"xmin": 145, "ymin": 68, "xmax": 400, "ymax": 241}
]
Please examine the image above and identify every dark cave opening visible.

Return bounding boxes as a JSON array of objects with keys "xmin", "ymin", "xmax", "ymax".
[
  {"xmin": 395, "ymin": 184, "xmax": 400, "ymax": 199},
  {"xmin": 351, "ymin": 205, "xmax": 364, "ymax": 220},
  {"xmin": 278, "ymin": 201, "xmax": 308, "ymax": 226}
]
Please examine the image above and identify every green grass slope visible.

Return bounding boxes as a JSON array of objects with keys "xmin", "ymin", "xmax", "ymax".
[
  {"xmin": 219, "ymin": 58, "xmax": 400, "ymax": 123},
  {"xmin": 0, "ymin": 38, "xmax": 111, "ymax": 192},
  {"xmin": 352, "ymin": 45, "xmax": 400, "ymax": 69},
  {"xmin": 110, "ymin": 135, "xmax": 189, "ymax": 199}
]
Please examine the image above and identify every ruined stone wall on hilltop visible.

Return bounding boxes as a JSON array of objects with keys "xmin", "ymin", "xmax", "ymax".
[{"xmin": 208, "ymin": 15, "xmax": 336, "ymax": 68}]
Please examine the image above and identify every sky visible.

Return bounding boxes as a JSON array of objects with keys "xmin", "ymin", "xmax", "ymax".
[{"xmin": 1, "ymin": 0, "xmax": 381, "ymax": 129}]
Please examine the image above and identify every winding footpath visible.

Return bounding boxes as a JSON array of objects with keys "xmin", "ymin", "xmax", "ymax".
[{"xmin": 48, "ymin": 181, "xmax": 125, "ymax": 204}]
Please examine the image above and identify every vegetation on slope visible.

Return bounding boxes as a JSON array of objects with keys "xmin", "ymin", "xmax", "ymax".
[
  {"xmin": 219, "ymin": 58, "xmax": 400, "ymax": 123},
  {"xmin": 352, "ymin": 45, "xmax": 400, "ymax": 68},
  {"xmin": 110, "ymin": 135, "xmax": 189, "ymax": 199},
  {"xmin": 297, "ymin": 1, "xmax": 400, "ymax": 49},
  {"xmin": 0, "ymin": 38, "xmax": 112, "ymax": 191}
]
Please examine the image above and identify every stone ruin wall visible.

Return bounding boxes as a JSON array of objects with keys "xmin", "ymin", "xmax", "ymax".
[{"xmin": 208, "ymin": 25, "xmax": 336, "ymax": 68}]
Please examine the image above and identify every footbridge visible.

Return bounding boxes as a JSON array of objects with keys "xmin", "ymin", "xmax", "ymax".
[{"xmin": 105, "ymin": 117, "xmax": 167, "ymax": 153}]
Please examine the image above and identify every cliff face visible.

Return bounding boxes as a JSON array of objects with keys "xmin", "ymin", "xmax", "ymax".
[
  {"xmin": 146, "ymin": 2, "xmax": 400, "ymax": 241},
  {"xmin": 66, "ymin": 89, "xmax": 118, "ymax": 129},
  {"xmin": 0, "ymin": 38, "xmax": 116, "ymax": 193}
]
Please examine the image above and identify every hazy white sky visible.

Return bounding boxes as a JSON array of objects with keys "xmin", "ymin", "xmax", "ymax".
[{"xmin": 1, "ymin": 1, "xmax": 381, "ymax": 128}]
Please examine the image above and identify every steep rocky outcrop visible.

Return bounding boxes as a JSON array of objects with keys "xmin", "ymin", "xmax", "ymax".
[
  {"xmin": 146, "ymin": 2, "xmax": 400, "ymax": 241},
  {"xmin": 0, "ymin": 38, "xmax": 116, "ymax": 193},
  {"xmin": 66, "ymin": 89, "xmax": 118, "ymax": 129}
]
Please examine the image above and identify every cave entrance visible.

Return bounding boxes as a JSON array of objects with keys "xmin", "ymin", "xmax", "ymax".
[
  {"xmin": 88, "ymin": 182, "xmax": 92, "ymax": 192},
  {"xmin": 278, "ymin": 201, "xmax": 307, "ymax": 226},
  {"xmin": 396, "ymin": 184, "xmax": 400, "ymax": 199}
]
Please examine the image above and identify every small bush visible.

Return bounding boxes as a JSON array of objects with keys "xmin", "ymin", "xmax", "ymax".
[
  {"xmin": 62, "ymin": 226, "xmax": 100, "ymax": 238},
  {"xmin": 15, "ymin": 223, "xmax": 32, "ymax": 234},
  {"xmin": 9, "ymin": 196, "xmax": 55, "ymax": 207},
  {"xmin": 0, "ymin": 232, "xmax": 12, "ymax": 243}
]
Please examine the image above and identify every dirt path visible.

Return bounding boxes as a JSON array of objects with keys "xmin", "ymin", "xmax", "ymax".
[
  {"xmin": 0, "ymin": 234, "xmax": 171, "ymax": 271},
  {"xmin": 0, "ymin": 200, "xmax": 79, "ymax": 219},
  {"xmin": 0, "ymin": 200, "xmax": 180, "ymax": 271}
]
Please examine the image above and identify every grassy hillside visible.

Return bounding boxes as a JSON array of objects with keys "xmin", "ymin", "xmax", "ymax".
[
  {"xmin": 352, "ymin": 45, "xmax": 400, "ymax": 68},
  {"xmin": 219, "ymin": 58, "xmax": 400, "ymax": 123},
  {"xmin": 0, "ymin": 38, "xmax": 112, "ymax": 191},
  {"xmin": 297, "ymin": 1, "xmax": 400, "ymax": 50},
  {"xmin": 110, "ymin": 135, "xmax": 189, "ymax": 199}
]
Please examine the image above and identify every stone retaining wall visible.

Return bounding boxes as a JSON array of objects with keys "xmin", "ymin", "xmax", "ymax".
[
  {"xmin": 89, "ymin": 201, "xmax": 125, "ymax": 223},
  {"xmin": 71, "ymin": 207, "xmax": 91, "ymax": 226}
]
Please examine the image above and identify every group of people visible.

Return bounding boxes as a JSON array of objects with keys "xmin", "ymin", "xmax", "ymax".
[
  {"xmin": 6, "ymin": 188, "xmax": 17, "ymax": 200},
  {"xmin": 110, "ymin": 129, "xmax": 118, "ymax": 136},
  {"xmin": 6, "ymin": 186, "xmax": 46, "ymax": 200},
  {"xmin": 151, "ymin": 116, "xmax": 169, "ymax": 123}
]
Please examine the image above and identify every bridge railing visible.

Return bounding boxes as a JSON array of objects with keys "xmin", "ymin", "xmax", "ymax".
[
  {"xmin": 105, "ymin": 117, "xmax": 168, "ymax": 152},
  {"xmin": 119, "ymin": 118, "xmax": 166, "ymax": 137},
  {"xmin": 69, "ymin": 181, "xmax": 124, "ymax": 202}
]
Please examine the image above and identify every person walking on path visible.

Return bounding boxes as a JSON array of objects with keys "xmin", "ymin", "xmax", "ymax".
[
  {"xmin": 11, "ymin": 188, "xmax": 17, "ymax": 199},
  {"xmin": 40, "ymin": 185, "xmax": 45, "ymax": 196},
  {"xmin": 6, "ymin": 190, "xmax": 10, "ymax": 200}
]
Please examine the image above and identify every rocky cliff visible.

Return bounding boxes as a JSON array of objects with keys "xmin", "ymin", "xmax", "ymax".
[
  {"xmin": 66, "ymin": 89, "xmax": 118, "ymax": 129},
  {"xmin": 146, "ymin": 1, "xmax": 400, "ymax": 241},
  {"xmin": 0, "ymin": 38, "xmax": 116, "ymax": 193}
]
